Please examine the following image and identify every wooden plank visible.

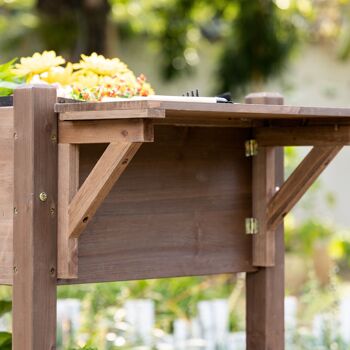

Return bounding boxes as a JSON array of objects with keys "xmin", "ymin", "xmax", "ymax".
[
  {"xmin": 246, "ymin": 150, "xmax": 285, "ymax": 350},
  {"xmin": 252, "ymin": 147, "xmax": 276, "ymax": 266},
  {"xmin": 13, "ymin": 85, "xmax": 58, "ymax": 350},
  {"xmin": 69, "ymin": 142, "xmax": 141, "ymax": 239},
  {"xmin": 58, "ymin": 144, "xmax": 79, "ymax": 278},
  {"xmin": 59, "ymin": 119, "xmax": 154, "ymax": 144},
  {"xmin": 58, "ymin": 126, "xmax": 255, "ymax": 283},
  {"xmin": 268, "ymin": 146, "xmax": 342, "ymax": 231},
  {"xmin": 55, "ymin": 98, "xmax": 350, "ymax": 121},
  {"xmin": 55, "ymin": 99, "xmax": 162, "ymax": 113},
  {"xmin": 256, "ymin": 125, "xmax": 350, "ymax": 146},
  {"xmin": 59, "ymin": 108, "xmax": 164, "ymax": 121},
  {"xmin": 246, "ymin": 92, "xmax": 285, "ymax": 350},
  {"xmin": 0, "ymin": 107, "xmax": 14, "ymax": 285}
]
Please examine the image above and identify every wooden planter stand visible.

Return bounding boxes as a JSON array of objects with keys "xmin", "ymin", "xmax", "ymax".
[{"xmin": 0, "ymin": 84, "xmax": 349, "ymax": 349}]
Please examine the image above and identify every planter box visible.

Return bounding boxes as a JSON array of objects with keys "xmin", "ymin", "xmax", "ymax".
[{"xmin": 1, "ymin": 85, "xmax": 349, "ymax": 350}]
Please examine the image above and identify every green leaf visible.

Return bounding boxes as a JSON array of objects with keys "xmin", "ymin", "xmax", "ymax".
[
  {"xmin": 0, "ymin": 332, "xmax": 12, "ymax": 350},
  {"xmin": 0, "ymin": 300, "xmax": 12, "ymax": 317},
  {"xmin": 0, "ymin": 58, "xmax": 17, "ymax": 74}
]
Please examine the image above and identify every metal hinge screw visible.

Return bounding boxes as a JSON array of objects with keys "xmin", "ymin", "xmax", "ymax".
[
  {"xmin": 245, "ymin": 217, "xmax": 258, "ymax": 234},
  {"xmin": 245, "ymin": 139, "xmax": 258, "ymax": 157}
]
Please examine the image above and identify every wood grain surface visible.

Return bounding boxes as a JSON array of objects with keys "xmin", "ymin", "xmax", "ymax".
[
  {"xmin": 59, "ymin": 119, "xmax": 154, "ymax": 144},
  {"xmin": 12, "ymin": 86, "xmax": 58, "ymax": 350},
  {"xmin": 0, "ymin": 107, "xmax": 13, "ymax": 285},
  {"xmin": 59, "ymin": 125, "xmax": 255, "ymax": 284},
  {"xmin": 56, "ymin": 99, "xmax": 350, "ymax": 123},
  {"xmin": 246, "ymin": 92, "xmax": 285, "ymax": 350}
]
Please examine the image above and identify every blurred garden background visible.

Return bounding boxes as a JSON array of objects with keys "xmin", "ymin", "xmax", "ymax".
[{"xmin": 1, "ymin": 0, "xmax": 350, "ymax": 349}]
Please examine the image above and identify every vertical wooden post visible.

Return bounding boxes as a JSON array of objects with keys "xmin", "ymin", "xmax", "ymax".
[
  {"xmin": 245, "ymin": 92, "xmax": 285, "ymax": 350},
  {"xmin": 13, "ymin": 85, "xmax": 58, "ymax": 350},
  {"xmin": 58, "ymin": 143, "xmax": 79, "ymax": 278}
]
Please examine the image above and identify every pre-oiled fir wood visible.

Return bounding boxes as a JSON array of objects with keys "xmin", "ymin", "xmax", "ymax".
[
  {"xmin": 69, "ymin": 142, "xmax": 141, "ymax": 239},
  {"xmin": 246, "ymin": 92, "xmax": 285, "ymax": 350},
  {"xmin": 59, "ymin": 126, "xmax": 254, "ymax": 284},
  {"xmin": 268, "ymin": 146, "xmax": 342, "ymax": 231},
  {"xmin": 256, "ymin": 125, "xmax": 350, "ymax": 146},
  {"xmin": 56, "ymin": 98, "xmax": 350, "ymax": 121},
  {"xmin": 59, "ymin": 119, "xmax": 154, "ymax": 144},
  {"xmin": 0, "ymin": 107, "xmax": 14, "ymax": 285},
  {"xmin": 247, "ymin": 149, "xmax": 285, "ymax": 350},
  {"xmin": 58, "ymin": 144, "xmax": 79, "ymax": 278},
  {"xmin": 13, "ymin": 86, "xmax": 58, "ymax": 350},
  {"xmin": 252, "ymin": 147, "xmax": 276, "ymax": 266},
  {"xmin": 59, "ymin": 108, "xmax": 164, "ymax": 121}
]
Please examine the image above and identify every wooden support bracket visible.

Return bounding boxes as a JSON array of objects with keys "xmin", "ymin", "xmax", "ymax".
[
  {"xmin": 253, "ymin": 144, "xmax": 342, "ymax": 267},
  {"xmin": 267, "ymin": 146, "xmax": 342, "ymax": 232},
  {"xmin": 58, "ymin": 119, "xmax": 153, "ymax": 278}
]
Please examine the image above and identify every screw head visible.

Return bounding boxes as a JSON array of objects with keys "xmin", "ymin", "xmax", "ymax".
[{"xmin": 39, "ymin": 192, "xmax": 48, "ymax": 202}]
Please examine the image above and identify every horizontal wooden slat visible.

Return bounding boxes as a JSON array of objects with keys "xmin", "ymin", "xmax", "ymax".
[
  {"xmin": 56, "ymin": 99, "xmax": 350, "ymax": 122},
  {"xmin": 59, "ymin": 119, "xmax": 154, "ymax": 144},
  {"xmin": 59, "ymin": 108, "xmax": 165, "ymax": 121},
  {"xmin": 58, "ymin": 126, "xmax": 255, "ymax": 283},
  {"xmin": 55, "ymin": 99, "xmax": 162, "ymax": 113},
  {"xmin": 256, "ymin": 125, "xmax": 350, "ymax": 146}
]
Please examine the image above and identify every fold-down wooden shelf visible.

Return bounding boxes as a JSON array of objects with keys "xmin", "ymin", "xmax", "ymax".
[{"xmin": 2, "ymin": 86, "xmax": 350, "ymax": 350}]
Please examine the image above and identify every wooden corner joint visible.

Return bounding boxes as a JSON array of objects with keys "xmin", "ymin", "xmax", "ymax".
[
  {"xmin": 58, "ymin": 119, "xmax": 153, "ymax": 279},
  {"xmin": 252, "ymin": 145, "xmax": 342, "ymax": 268}
]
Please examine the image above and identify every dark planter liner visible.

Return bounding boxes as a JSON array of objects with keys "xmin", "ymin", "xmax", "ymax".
[{"xmin": 0, "ymin": 96, "xmax": 13, "ymax": 107}]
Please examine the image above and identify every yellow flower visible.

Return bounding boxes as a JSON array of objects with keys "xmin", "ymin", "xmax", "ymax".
[
  {"xmin": 71, "ymin": 71, "xmax": 100, "ymax": 89},
  {"xmin": 41, "ymin": 63, "xmax": 74, "ymax": 86},
  {"xmin": 13, "ymin": 51, "xmax": 65, "ymax": 80},
  {"xmin": 73, "ymin": 52, "xmax": 129, "ymax": 76}
]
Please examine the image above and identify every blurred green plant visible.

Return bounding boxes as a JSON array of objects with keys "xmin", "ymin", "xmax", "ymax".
[
  {"xmin": 0, "ymin": 58, "xmax": 23, "ymax": 96},
  {"xmin": 0, "ymin": 300, "xmax": 12, "ymax": 350}
]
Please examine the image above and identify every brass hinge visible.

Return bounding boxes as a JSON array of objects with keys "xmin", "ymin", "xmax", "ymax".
[
  {"xmin": 245, "ymin": 139, "xmax": 258, "ymax": 157},
  {"xmin": 245, "ymin": 217, "xmax": 258, "ymax": 234}
]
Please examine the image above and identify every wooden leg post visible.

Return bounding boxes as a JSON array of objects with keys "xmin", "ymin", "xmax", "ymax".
[
  {"xmin": 245, "ymin": 92, "xmax": 285, "ymax": 350},
  {"xmin": 13, "ymin": 85, "xmax": 58, "ymax": 350}
]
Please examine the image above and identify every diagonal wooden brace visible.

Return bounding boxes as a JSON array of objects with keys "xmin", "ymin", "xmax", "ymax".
[
  {"xmin": 69, "ymin": 142, "xmax": 141, "ymax": 239},
  {"xmin": 58, "ymin": 119, "xmax": 153, "ymax": 278},
  {"xmin": 253, "ymin": 145, "xmax": 342, "ymax": 267},
  {"xmin": 267, "ymin": 146, "xmax": 342, "ymax": 232}
]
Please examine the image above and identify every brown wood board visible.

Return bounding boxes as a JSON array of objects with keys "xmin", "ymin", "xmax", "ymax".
[
  {"xmin": 0, "ymin": 107, "xmax": 13, "ymax": 285},
  {"xmin": 59, "ymin": 119, "xmax": 154, "ymax": 144},
  {"xmin": 12, "ymin": 86, "xmax": 58, "ymax": 350},
  {"xmin": 58, "ymin": 144, "xmax": 80, "ymax": 278},
  {"xmin": 58, "ymin": 125, "xmax": 255, "ymax": 284},
  {"xmin": 56, "ymin": 99, "xmax": 350, "ymax": 123},
  {"xmin": 256, "ymin": 125, "xmax": 350, "ymax": 146},
  {"xmin": 246, "ymin": 92, "xmax": 285, "ymax": 349}
]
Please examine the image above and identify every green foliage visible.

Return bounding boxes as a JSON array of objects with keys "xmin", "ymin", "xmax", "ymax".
[
  {"xmin": 0, "ymin": 332, "xmax": 12, "ymax": 350},
  {"xmin": 0, "ymin": 300, "xmax": 11, "ymax": 318},
  {"xmin": 0, "ymin": 58, "xmax": 22, "ymax": 96},
  {"xmin": 0, "ymin": 300, "xmax": 12, "ymax": 350},
  {"xmin": 217, "ymin": 0, "xmax": 297, "ymax": 95}
]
